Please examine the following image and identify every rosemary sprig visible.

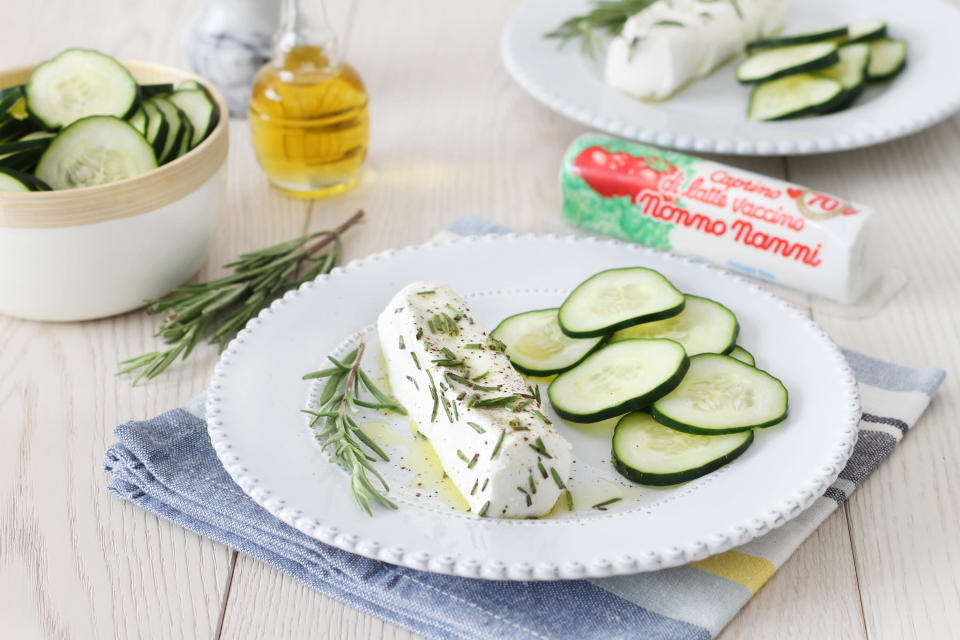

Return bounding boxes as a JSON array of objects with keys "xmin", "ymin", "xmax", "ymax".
[
  {"xmin": 300, "ymin": 339, "xmax": 407, "ymax": 515},
  {"xmin": 544, "ymin": 0, "xmax": 658, "ymax": 59},
  {"xmin": 119, "ymin": 210, "xmax": 365, "ymax": 384}
]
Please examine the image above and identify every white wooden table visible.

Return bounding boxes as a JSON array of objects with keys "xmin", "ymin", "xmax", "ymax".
[{"xmin": 2, "ymin": 2, "xmax": 958, "ymax": 638}]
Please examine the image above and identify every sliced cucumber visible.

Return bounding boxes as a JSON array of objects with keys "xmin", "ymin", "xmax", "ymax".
[
  {"xmin": 141, "ymin": 100, "xmax": 168, "ymax": 159},
  {"xmin": 35, "ymin": 115, "xmax": 157, "ymax": 190},
  {"xmin": 0, "ymin": 168, "xmax": 31, "ymax": 191},
  {"xmin": 139, "ymin": 83, "xmax": 174, "ymax": 98},
  {"xmin": 0, "ymin": 86, "xmax": 23, "ymax": 119},
  {"xmin": 168, "ymin": 89, "xmax": 218, "ymax": 148},
  {"xmin": 651, "ymin": 354, "xmax": 787, "ymax": 435},
  {"xmin": 0, "ymin": 137, "xmax": 51, "ymax": 156},
  {"xmin": 0, "ymin": 148, "xmax": 44, "ymax": 172},
  {"xmin": 612, "ymin": 412, "xmax": 753, "ymax": 485},
  {"xmin": 0, "ymin": 167, "xmax": 51, "ymax": 191},
  {"xmin": 612, "ymin": 295, "xmax": 737, "ymax": 356},
  {"xmin": 26, "ymin": 48, "xmax": 138, "ymax": 130},
  {"xmin": 176, "ymin": 115, "xmax": 193, "ymax": 160},
  {"xmin": 548, "ymin": 338, "xmax": 688, "ymax": 423},
  {"xmin": 0, "ymin": 118, "xmax": 37, "ymax": 143},
  {"xmin": 558, "ymin": 267, "xmax": 685, "ymax": 338},
  {"xmin": 727, "ymin": 346, "xmax": 755, "ymax": 367},
  {"xmin": 746, "ymin": 26, "xmax": 848, "ymax": 54},
  {"xmin": 148, "ymin": 96, "xmax": 185, "ymax": 164},
  {"xmin": 736, "ymin": 43, "xmax": 839, "ymax": 84},
  {"xmin": 844, "ymin": 19, "xmax": 887, "ymax": 44},
  {"xmin": 817, "ymin": 43, "xmax": 870, "ymax": 108},
  {"xmin": 128, "ymin": 108, "xmax": 147, "ymax": 134},
  {"xmin": 748, "ymin": 74, "xmax": 844, "ymax": 121},
  {"xmin": 491, "ymin": 308, "xmax": 604, "ymax": 376},
  {"xmin": 177, "ymin": 80, "xmax": 203, "ymax": 91},
  {"xmin": 867, "ymin": 39, "xmax": 907, "ymax": 81}
]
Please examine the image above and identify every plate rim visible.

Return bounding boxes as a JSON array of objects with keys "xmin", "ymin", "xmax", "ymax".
[
  {"xmin": 500, "ymin": 0, "xmax": 960, "ymax": 156},
  {"xmin": 205, "ymin": 232, "xmax": 861, "ymax": 580}
]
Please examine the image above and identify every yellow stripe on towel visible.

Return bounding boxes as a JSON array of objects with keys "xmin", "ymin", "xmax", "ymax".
[{"xmin": 689, "ymin": 551, "xmax": 775, "ymax": 594}]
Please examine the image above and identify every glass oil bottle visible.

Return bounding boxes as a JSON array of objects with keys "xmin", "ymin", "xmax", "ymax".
[{"xmin": 249, "ymin": 0, "xmax": 369, "ymax": 197}]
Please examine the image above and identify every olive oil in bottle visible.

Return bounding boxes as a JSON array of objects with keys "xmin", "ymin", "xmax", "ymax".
[{"xmin": 249, "ymin": 0, "xmax": 369, "ymax": 198}]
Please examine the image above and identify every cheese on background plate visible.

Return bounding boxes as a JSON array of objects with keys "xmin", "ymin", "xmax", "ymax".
[{"xmin": 377, "ymin": 282, "xmax": 572, "ymax": 518}]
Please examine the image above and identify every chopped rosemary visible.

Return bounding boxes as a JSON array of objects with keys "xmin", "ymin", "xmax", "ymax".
[
  {"xmin": 398, "ymin": 335, "xmax": 405, "ymax": 350},
  {"xmin": 445, "ymin": 371, "xmax": 500, "ymax": 392},
  {"xmin": 482, "ymin": 478, "xmax": 489, "ymax": 491},
  {"xmin": 508, "ymin": 417, "xmax": 521, "ymax": 427},
  {"xmin": 439, "ymin": 393, "xmax": 454, "ymax": 422},
  {"xmin": 528, "ymin": 473, "xmax": 537, "ymax": 494},
  {"xmin": 544, "ymin": 0, "xmax": 657, "ymax": 59},
  {"xmin": 467, "ymin": 421, "xmax": 486, "ymax": 434},
  {"xmin": 300, "ymin": 338, "xmax": 405, "ymax": 515},
  {"xmin": 405, "ymin": 375, "xmax": 419, "ymax": 391},
  {"xmin": 473, "ymin": 371, "xmax": 489, "ymax": 381},
  {"xmin": 410, "ymin": 352, "xmax": 421, "ymax": 370},
  {"xmin": 470, "ymin": 394, "xmax": 521, "ymax": 409},
  {"xmin": 426, "ymin": 371, "xmax": 439, "ymax": 422},
  {"xmin": 468, "ymin": 453, "xmax": 479, "ymax": 469},
  {"xmin": 529, "ymin": 437, "xmax": 552, "ymax": 458},
  {"xmin": 511, "ymin": 399, "xmax": 532, "ymax": 412},
  {"xmin": 417, "ymin": 290, "xmax": 435, "ymax": 296},
  {"xmin": 464, "ymin": 343, "xmax": 482, "ymax": 349},
  {"xmin": 457, "ymin": 449, "xmax": 470, "ymax": 464},
  {"xmin": 550, "ymin": 467, "xmax": 566, "ymax": 490},
  {"xmin": 529, "ymin": 385, "xmax": 541, "ymax": 404},
  {"xmin": 565, "ymin": 490, "xmax": 574, "ymax": 511},
  {"xmin": 591, "ymin": 497, "xmax": 622, "ymax": 510},
  {"xmin": 471, "ymin": 479, "xmax": 479, "ymax": 495},
  {"xmin": 487, "ymin": 335, "xmax": 507, "ymax": 352},
  {"xmin": 479, "ymin": 501, "xmax": 490, "ymax": 517},
  {"xmin": 456, "ymin": 391, "xmax": 466, "ymax": 401},
  {"xmin": 432, "ymin": 357, "xmax": 465, "ymax": 368},
  {"xmin": 415, "ymin": 327, "xmax": 423, "ymax": 340},
  {"xmin": 537, "ymin": 460, "xmax": 548, "ymax": 479},
  {"xmin": 516, "ymin": 487, "xmax": 532, "ymax": 507},
  {"xmin": 444, "ymin": 303, "xmax": 463, "ymax": 320},
  {"xmin": 490, "ymin": 430, "xmax": 505, "ymax": 459},
  {"xmin": 531, "ymin": 409, "xmax": 552, "ymax": 425},
  {"xmin": 429, "ymin": 311, "xmax": 460, "ymax": 336}
]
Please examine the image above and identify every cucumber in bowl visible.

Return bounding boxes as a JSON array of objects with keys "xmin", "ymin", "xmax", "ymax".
[
  {"xmin": 548, "ymin": 338, "xmax": 689, "ymax": 423},
  {"xmin": 35, "ymin": 116, "xmax": 157, "ymax": 190},
  {"xmin": 491, "ymin": 308, "xmax": 604, "ymax": 376},
  {"xmin": 612, "ymin": 412, "xmax": 754, "ymax": 486},
  {"xmin": 26, "ymin": 48, "xmax": 139, "ymax": 129}
]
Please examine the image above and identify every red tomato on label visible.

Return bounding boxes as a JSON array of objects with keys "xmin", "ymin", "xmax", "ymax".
[{"xmin": 572, "ymin": 146, "xmax": 670, "ymax": 199}]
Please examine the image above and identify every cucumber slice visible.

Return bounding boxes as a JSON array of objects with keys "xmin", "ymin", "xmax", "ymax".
[
  {"xmin": 746, "ymin": 26, "xmax": 848, "ymax": 54},
  {"xmin": 0, "ymin": 86, "xmax": 23, "ymax": 119},
  {"xmin": 0, "ymin": 167, "xmax": 51, "ymax": 191},
  {"xmin": 176, "ymin": 116, "xmax": 193, "ymax": 159},
  {"xmin": 0, "ymin": 137, "xmax": 51, "ymax": 156},
  {"xmin": 0, "ymin": 118, "xmax": 37, "ymax": 142},
  {"xmin": 727, "ymin": 346, "xmax": 755, "ymax": 367},
  {"xmin": 548, "ymin": 338, "xmax": 689, "ymax": 423},
  {"xmin": 0, "ymin": 168, "xmax": 31, "ymax": 191},
  {"xmin": 139, "ymin": 83, "xmax": 174, "ymax": 98},
  {"xmin": 491, "ymin": 308, "xmax": 605, "ymax": 376},
  {"xmin": 651, "ymin": 354, "xmax": 787, "ymax": 434},
  {"xmin": 177, "ymin": 80, "xmax": 203, "ymax": 91},
  {"xmin": 736, "ymin": 43, "xmax": 839, "ymax": 84},
  {"xmin": 128, "ymin": 108, "xmax": 147, "ymax": 134},
  {"xmin": 0, "ymin": 148, "xmax": 44, "ymax": 172},
  {"xmin": 748, "ymin": 74, "xmax": 844, "ymax": 121},
  {"xmin": 148, "ymin": 97, "xmax": 185, "ymax": 164},
  {"xmin": 26, "ymin": 48, "xmax": 138, "ymax": 129},
  {"xmin": 168, "ymin": 89, "xmax": 218, "ymax": 148},
  {"xmin": 35, "ymin": 115, "xmax": 157, "ymax": 190},
  {"xmin": 844, "ymin": 19, "xmax": 887, "ymax": 44},
  {"xmin": 867, "ymin": 39, "xmax": 907, "ymax": 81},
  {"xmin": 818, "ymin": 43, "xmax": 871, "ymax": 112},
  {"xmin": 612, "ymin": 412, "xmax": 753, "ymax": 485},
  {"xmin": 558, "ymin": 267, "xmax": 685, "ymax": 338},
  {"xmin": 141, "ymin": 100, "xmax": 168, "ymax": 159},
  {"xmin": 612, "ymin": 295, "xmax": 738, "ymax": 356}
]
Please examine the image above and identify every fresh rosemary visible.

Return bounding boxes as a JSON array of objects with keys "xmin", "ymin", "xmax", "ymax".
[
  {"xmin": 118, "ymin": 210, "xmax": 365, "ymax": 384},
  {"xmin": 544, "ymin": 0, "xmax": 657, "ymax": 58},
  {"xmin": 301, "ymin": 340, "xmax": 407, "ymax": 515}
]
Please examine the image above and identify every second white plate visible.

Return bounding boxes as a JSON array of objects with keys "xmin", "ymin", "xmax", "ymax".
[
  {"xmin": 206, "ymin": 234, "xmax": 860, "ymax": 580},
  {"xmin": 501, "ymin": 0, "xmax": 960, "ymax": 155}
]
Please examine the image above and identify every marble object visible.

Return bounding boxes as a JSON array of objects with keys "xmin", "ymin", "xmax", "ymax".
[{"xmin": 185, "ymin": 0, "xmax": 280, "ymax": 117}]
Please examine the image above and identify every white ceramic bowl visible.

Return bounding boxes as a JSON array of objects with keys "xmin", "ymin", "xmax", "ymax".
[{"xmin": 0, "ymin": 60, "xmax": 230, "ymax": 321}]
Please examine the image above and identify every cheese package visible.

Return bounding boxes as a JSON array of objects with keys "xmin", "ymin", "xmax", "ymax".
[{"xmin": 561, "ymin": 133, "xmax": 881, "ymax": 303}]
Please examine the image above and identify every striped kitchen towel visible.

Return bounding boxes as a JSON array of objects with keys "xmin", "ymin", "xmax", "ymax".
[{"xmin": 103, "ymin": 217, "xmax": 945, "ymax": 640}]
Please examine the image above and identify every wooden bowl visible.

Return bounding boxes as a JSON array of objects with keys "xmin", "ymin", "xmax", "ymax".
[{"xmin": 0, "ymin": 60, "xmax": 230, "ymax": 321}]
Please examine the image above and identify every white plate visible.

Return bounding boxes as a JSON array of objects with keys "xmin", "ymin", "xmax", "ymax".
[
  {"xmin": 501, "ymin": 0, "xmax": 960, "ymax": 155},
  {"xmin": 206, "ymin": 234, "xmax": 859, "ymax": 580}
]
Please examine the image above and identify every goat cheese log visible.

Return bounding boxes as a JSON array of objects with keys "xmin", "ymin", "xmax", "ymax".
[{"xmin": 378, "ymin": 282, "xmax": 573, "ymax": 518}]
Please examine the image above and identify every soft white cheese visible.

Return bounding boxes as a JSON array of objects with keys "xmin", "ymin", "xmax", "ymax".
[
  {"xmin": 377, "ymin": 282, "xmax": 572, "ymax": 518},
  {"xmin": 604, "ymin": 0, "xmax": 785, "ymax": 100}
]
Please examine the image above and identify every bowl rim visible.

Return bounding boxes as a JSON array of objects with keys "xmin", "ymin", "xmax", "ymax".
[{"xmin": 0, "ymin": 59, "xmax": 230, "ymax": 229}]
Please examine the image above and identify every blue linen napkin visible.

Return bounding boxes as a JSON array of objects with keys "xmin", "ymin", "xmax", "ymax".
[{"xmin": 104, "ymin": 217, "xmax": 945, "ymax": 640}]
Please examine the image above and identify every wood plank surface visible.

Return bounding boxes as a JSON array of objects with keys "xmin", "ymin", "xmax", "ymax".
[{"xmin": 1, "ymin": 1, "xmax": 956, "ymax": 639}]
